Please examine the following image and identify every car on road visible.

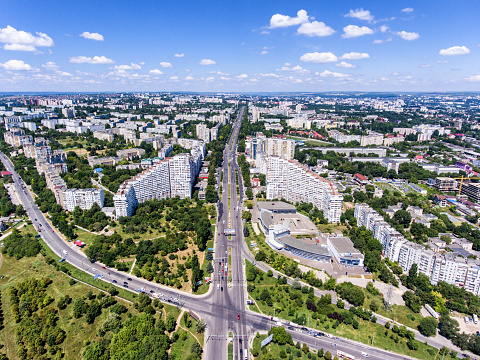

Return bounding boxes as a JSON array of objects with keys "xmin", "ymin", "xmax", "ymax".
[
  {"xmin": 150, "ymin": 290, "xmax": 155, "ymax": 294},
  {"xmin": 361, "ymin": 352, "xmax": 369, "ymax": 357},
  {"xmin": 127, "ymin": 278, "xmax": 132, "ymax": 281},
  {"xmin": 168, "ymin": 296, "xmax": 173, "ymax": 299},
  {"xmin": 91, "ymin": 268, "xmax": 96, "ymax": 272},
  {"xmin": 101, "ymin": 266, "xmax": 106, "ymax": 269},
  {"xmin": 52, "ymin": 230, "xmax": 54, "ymax": 232},
  {"xmin": 112, "ymin": 280, "xmax": 117, "ymax": 283},
  {"xmin": 221, "ymin": 287, "xmax": 223, "ymax": 291},
  {"xmin": 237, "ymin": 314, "xmax": 240, "ymax": 320},
  {"xmin": 123, "ymin": 281, "xmax": 128, "ymax": 285},
  {"xmin": 301, "ymin": 327, "xmax": 308, "ymax": 331},
  {"xmin": 295, "ymin": 328, "xmax": 302, "ymax": 333},
  {"xmin": 123, "ymin": 285, "xmax": 128, "ymax": 288},
  {"xmin": 287, "ymin": 326, "xmax": 294, "ymax": 330}
]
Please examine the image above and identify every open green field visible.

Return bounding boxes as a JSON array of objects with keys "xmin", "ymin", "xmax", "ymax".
[
  {"xmin": 285, "ymin": 136, "xmax": 331, "ymax": 147},
  {"xmin": 0, "ymin": 252, "xmax": 140, "ymax": 360},
  {"xmin": 170, "ymin": 329, "xmax": 201, "ymax": 359}
]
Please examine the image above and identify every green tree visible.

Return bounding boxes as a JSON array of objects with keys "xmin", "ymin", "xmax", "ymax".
[
  {"xmin": 418, "ymin": 317, "xmax": 438, "ymax": 337},
  {"xmin": 394, "ymin": 210, "xmax": 412, "ymax": 226},
  {"xmin": 165, "ymin": 315, "xmax": 176, "ymax": 333}
]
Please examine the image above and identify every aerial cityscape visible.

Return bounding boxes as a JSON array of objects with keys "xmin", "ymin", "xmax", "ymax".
[{"xmin": 0, "ymin": 1, "xmax": 480, "ymax": 360}]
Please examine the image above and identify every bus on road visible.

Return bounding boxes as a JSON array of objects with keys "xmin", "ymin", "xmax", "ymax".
[{"xmin": 337, "ymin": 350, "xmax": 355, "ymax": 360}]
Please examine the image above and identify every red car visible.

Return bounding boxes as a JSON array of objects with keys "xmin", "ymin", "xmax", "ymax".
[
  {"xmin": 237, "ymin": 314, "xmax": 240, "ymax": 320},
  {"xmin": 101, "ymin": 266, "xmax": 106, "ymax": 269}
]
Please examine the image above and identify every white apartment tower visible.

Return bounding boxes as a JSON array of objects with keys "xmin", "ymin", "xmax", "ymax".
[{"xmin": 266, "ymin": 157, "xmax": 343, "ymax": 223}]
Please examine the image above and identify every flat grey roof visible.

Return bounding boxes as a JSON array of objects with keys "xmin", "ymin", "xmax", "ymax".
[
  {"xmin": 258, "ymin": 201, "xmax": 297, "ymax": 212},
  {"xmin": 329, "ymin": 237, "xmax": 362, "ymax": 255},
  {"xmin": 278, "ymin": 235, "xmax": 331, "ymax": 256}
]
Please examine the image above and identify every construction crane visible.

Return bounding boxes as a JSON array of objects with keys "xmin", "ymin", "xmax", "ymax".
[{"xmin": 454, "ymin": 176, "xmax": 480, "ymax": 196}]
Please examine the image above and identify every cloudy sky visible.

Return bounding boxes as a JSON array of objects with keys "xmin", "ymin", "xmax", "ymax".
[{"xmin": 0, "ymin": 0, "xmax": 479, "ymax": 92}]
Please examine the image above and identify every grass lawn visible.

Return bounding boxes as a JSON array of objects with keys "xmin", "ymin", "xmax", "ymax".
[
  {"xmin": 252, "ymin": 334, "xmax": 312, "ymax": 359},
  {"xmin": 0, "ymin": 251, "xmax": 140, "ymax": 360},
  {"xmin": 228, "ymin": 342, "xmax": 233, "ymax": 360},
  {"xmin": 170, "ymin": 329, "xmax": 201, "ymax": 359},
  {"xmin": 285, "ymin": 136, "xmax": 331, "ymax": 147},
  {"xmin": 74, "ymin": 227, "xmax": 100, "ymax": 248}
]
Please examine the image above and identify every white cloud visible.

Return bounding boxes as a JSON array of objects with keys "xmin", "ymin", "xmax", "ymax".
[
  {"xmin": 205, "ymin": 76, "xmax": 215, "ymax": 81},
  {"xmin": 439, "ymin": 46, "xmax": 470, "ymax": 56},
  {"xmin": 281, "ymin": 65, "xmax": 310, "ymax": 74},
  {"xmin": 420, "ymin": 64, "xmax": 432, "ymax": 68},
  {"xmin": 0, "ymin": 59, "xmax": 32, "ymax": 70},
  {"xmin": 220, "ymin": 76, "xmax": 230, "ymax": 80},
  {"xmin": 436, "ymin": 60, "xmax": 448, "ymax": 63},
  {"xmin": 466, "ymin": 75, "xmax": 480, "ymax": 82},
  {"xmin": 0, "ymin": 26, "xmax": 54, "ymax": 51},
  {"xmin": 344, "ymin": 8, "xmax": 374, "ymax": 22},
  {"xmin": 250, "ymin": 78, "xmax": 258, "ymax": 82},
  {"xmin": 149, "ymin": 69, "xmax": 164, "ymax": 75},
  {"xmin": 185, "ymin": 75, "xmax": 194, "ymax": 80},
  {"xmin": 174, "ymin": 53, "xmax": 185, "ymax": 57},
  {"xmin": 260, "ymin": 50, "xmax": 268, "ymax": 55},
  {"xmin": 337, "ymin": 61, "xmax": 355, "ymax": 68},
  {"xmin": 69, "ymin": 56, "xmax": 114, "ymax": 64},
  {"xmin": 80, "ymin": 32, "xmax": 104, "ymax": 41},
  {"xmin": 396, "ymin": 31, "xmax": 420, "ymax": 40},
  {"xmin": 341, "ymin": 52, "xmax": 370, "ymax": 60},
  {"xmin": 342, "ymin": 25, "xmax": 374, "ymax": 38},
  {"xmin": 57, "ymin": 71, "xmax": 73, "ymax": 77},
  {"xmin": 237, "ymin": 74, "xmax": 248, "ymax": 79},
  {"xmin": 373, "ymin": 38, "xmax": 392, "ymax": 44},
  {"xmin": 160, "ymin": 61, "xmax": 173, "ymax": 68},
  {"xmin": 4, "ymin": 44, "xmax": 36, "ymax": 51},
  {"xmin": 269, "ymin": 9, "xmax": 309, "ymax": 28},
  {"xmin": 114, "ymin": 63, "xmax": 141, "ymax": 70},
  {"xmin": 199, "ymin": 59, "xmax": 216, "ymax": 65},
  {"xmin": 42, "ymin": 61, "xmax": 59, "ymax": 70},
  {"xmin": 401, "ymin": 8, "xmax": 414, "ymax": 13},
  {"xmin": 316, "ymin": 70, "xmax": 350, "ymax": 78},
  {"xmin": 300, "ymin": 52, "xmax": 338, "ymax": 63},
  {"xmin": 380, "ymin": 25, "xmax": 389, "ymax": 33},
  {"xmin": 169, "ymin": 76, "xmax": 178, "ymax": 80},
  {"xmin": 260, "ymin": 73, "xmax": 280, "ymax": 78},
  {"xmin": 297, "ymin": 21, "xmax": 335, "ymax": 37}
]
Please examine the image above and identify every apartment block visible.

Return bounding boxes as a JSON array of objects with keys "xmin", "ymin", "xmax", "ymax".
[
  {"xmin": 266, "ymin": 157, "xmax": 343, "ymax": 223},
  {"xmin": 434, "ymin": 177, "xmax": 458, "ymax": 192},
  {"xmin": 23, "ymin": 144, "xmax": 52, "ymax": 159},
  {"xmin": 93, "ymin": 130, "xmax": 114, "ymax": 142},
  {"xmin": 3, "ymin": 129, "xmax": 33, "ymax": 148},
  {"xmin": 461, "ymin": 182, "xmax": 480, "ymax": 202},
  {"xmin": 354, "ymin": 203, "xmax": 480, "ymax": 296},
  {"xmin": 62, "ymin": 188, "xmax": 104, "ymax": 211},
  {"xmin": 114, "ymin": 140, "xmax": 205, "ymax": 218},
  {"xmin": 116, "ymin": 148, "xmax": 146, "ymax": 160}
]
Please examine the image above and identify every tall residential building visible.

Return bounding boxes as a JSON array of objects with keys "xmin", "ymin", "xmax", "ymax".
[
  {"xmin": 114, "ymin": 141, "xmax": 205, "ymax": 218},
  {"xmin": 266, "ymin": 157, "xmax": 343, "ymax": 223},
  {"xmin": 354, "ymin": 203, "xmax": 480, "ymax": 296},
  {"xmin": 23, "ymin": 144, "xmax": 52, "ymax": 159},
  {"xmin": 246, "ymin": 134, "xmax": 295, "ymax": 161},
  {"xmin": 62, "ymin": 188, "xmax": 104, "ymax": 211}
]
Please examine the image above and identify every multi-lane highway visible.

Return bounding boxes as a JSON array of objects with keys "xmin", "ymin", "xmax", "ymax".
[{"xmin": 0, "ymin": 106, "xmax": 464, "ymax": 360}]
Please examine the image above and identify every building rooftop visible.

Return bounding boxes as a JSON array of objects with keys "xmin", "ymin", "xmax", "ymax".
[
  {"xmin": 257, "ymin": 201, "xmax": 297, "ymax": 212},
  {"xmin": 328, "ymin": 236, "xmax": 362, "ymax": 256},
  {"xmin": 277, "ymin": 235, "xmax": 330, "ymax": 256}
]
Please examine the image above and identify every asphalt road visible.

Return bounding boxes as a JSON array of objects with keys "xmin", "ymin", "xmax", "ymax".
[{"xmin": 0, "ymin": 108, "xmax": 468, "ymax": 360}]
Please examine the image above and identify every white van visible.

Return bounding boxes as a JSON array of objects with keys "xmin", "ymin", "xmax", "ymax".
[
  {"xmin": 465, "ymin": 316, "xmax": 469, "ymax": 324},
  {"xmin": 217, "ymin": 284, "xmax": 220, "ymax": 290}
]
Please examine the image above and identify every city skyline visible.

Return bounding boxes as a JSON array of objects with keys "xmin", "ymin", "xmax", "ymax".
[{"xmin": 1, "ymin": 0, "xmax": 479, "ymax": 92}]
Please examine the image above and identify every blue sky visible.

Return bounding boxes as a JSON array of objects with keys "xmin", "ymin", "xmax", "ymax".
[{"xmin": 0, "ymin": 0, "xmax": 479, "ymax": 92}]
